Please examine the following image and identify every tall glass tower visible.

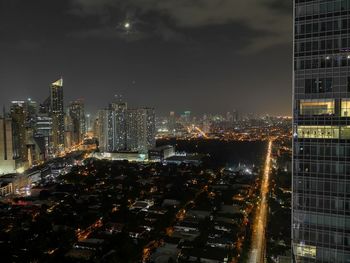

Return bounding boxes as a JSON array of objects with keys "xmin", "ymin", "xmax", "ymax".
[
  {"xmin": 50, "ymin": 78, "xmax": 64, "ymax": 150},
  {"xmin": 293, "ymin": 1, "xmax": 350, "ymax": 262}
]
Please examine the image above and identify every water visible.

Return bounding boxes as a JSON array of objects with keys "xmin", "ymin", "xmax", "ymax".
[{"xmin": 157, "ymin": 139, "xmax": 267, "ymax": 168}]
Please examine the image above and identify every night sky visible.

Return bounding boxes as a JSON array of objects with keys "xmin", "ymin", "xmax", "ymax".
[{"xmin": 0, "ymin": 0, "xmax": 292, "ymax": 116}]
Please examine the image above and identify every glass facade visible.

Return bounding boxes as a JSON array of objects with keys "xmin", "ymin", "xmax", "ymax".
[
  {"xmin": 293, "ymin": 1, "xmax": 350, "ymax": 262},
  {"xmin": 50, "ymin": 78, "xmax": 64, "ymax": 149}
]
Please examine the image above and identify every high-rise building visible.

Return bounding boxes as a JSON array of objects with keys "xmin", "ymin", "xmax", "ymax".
[
  {"xmin": 64, "ymin": 113, "xmax": 74, "ymax": 149},
  {"xmin": 10, "ymin": 101, "xmax": 28, "ymax": 164},
  {"xmin": 97, "ymin": 109, "xmax": 108, "ymax": 152},
  {"xmin": 145, "ymin": 108, "xmax": 156, "ymax": 150},
  {"xmin": 180, "ymin": 111, "xmax": 191, "ymax": 126},
  {"xmin": 50, "ymin": 78, "xmax": 64, "ymax": 151},
  {"xmin": 68, "ymin": 99, "xmax": 86, "ymax": 146},
  {"xmin": 36, "ymin": 96, "xmax": 52, "ymax": 157},
  {"xmin": 86, "ymin": 113, "xmax": 92, "ymax": 133},
  {"xmin": 106, "ymin": 107, "xmax": 117, "ymax": 152},
  {"xmin": 97, "ymin": 95, "xmax": 155, "ymax": 154},
  {"xmin": 0, "ymin": 116, "xmax": 16, "ymax": 174},
  {"xmin": 39, "ymin": 96, "xmax": 51, "ymax": 115},
  {"xmin": 293, "ymin": 1, "xmax": 350, "ymax": 261},
  {"xmin": 35, "ymin": 114, "xmax": 52, "ymax": 158},
  {"xmin": 23, "ymin": 98, "xmax": 38, "ymax": 129},
  {"xmin": 110, "ymin": 96, "xmax": 127, "ymax": 150},
  {"xmin": 168, "ymin": 111, "xmax": 176, "ymax": 134},
  {"xmin": 126, "ymin": 108, "xmax": 155, "ymax": 153},
  {"xmin": 97, "ymin": 97, "xmax": 127, "ymax": 152}
]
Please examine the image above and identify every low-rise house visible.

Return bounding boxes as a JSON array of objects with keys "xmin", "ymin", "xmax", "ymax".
[
  {"xmin": 179, "ymin": 247, "xmax": 229, "ymax": 263},
  {"xmin": 74, "ymin": 238, "xmax": 104, "ymax": 251}
]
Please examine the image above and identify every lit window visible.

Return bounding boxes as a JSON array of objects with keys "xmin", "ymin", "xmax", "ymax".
[
  {"xmin": 297, "ymin": 126, "xmax": 339, "ymax": 139},
  {"xmin": 297, "ymin": 126, "xmax": 350, "ymax": 139},
  {"xmin": 300, "ymin": 99, "xmax": 335, "ymax": 115},
  {"xmin": 296, "ymin": 243, "xmax": 316, "ymax": 259},
  {"xmin": 341, "ymin": 99, "xmax": 350, "ymax": 117}
]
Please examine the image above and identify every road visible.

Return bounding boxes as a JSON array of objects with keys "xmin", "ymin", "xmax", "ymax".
[
  {"xmin": 76, "ymin": 217, "xmax": 103, "ymax": 241},
  {"xmin": 248, "ymin": 140, "xmax": 273, "ymax": 263}
]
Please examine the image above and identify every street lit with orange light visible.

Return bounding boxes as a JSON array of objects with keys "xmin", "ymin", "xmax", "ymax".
[
  {"xmin": 248, "ymin": 140, "xmax": 273, "ymax": 263},
  {"xmin": 76, "ymin": 217, "xmax": 103, "ymax": 241},
  {"xmin": 157, "ymin": 117, "xmax": 292, "ymax": 143},
  {"xmin": 0, "ymin": 122, "xmax": 291, "ymax": 262}
]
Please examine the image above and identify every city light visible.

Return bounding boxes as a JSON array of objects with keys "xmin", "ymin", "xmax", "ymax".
[
  {"xmin": 248, "ymin": 140, "xmax": 273, "ymax": 263},
  {"xmin": 0, "ymin": 2, "xmax": 297, "ymax": 262}
]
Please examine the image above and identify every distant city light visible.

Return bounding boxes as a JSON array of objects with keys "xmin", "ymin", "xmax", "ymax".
[
  {"xmin": 16, "ymin": 167, "xmax": 25, "ymax": 174},
  {"xmin": 244, "ymin": 168, "xmax": 252, "ymax": 175}
]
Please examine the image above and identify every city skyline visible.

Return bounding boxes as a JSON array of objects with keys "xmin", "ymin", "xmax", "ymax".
[
  {"xmin": 0, "ymin": 1, "xmax": 297, "ymax": 262},
  {"xmin": 0, "ymin": 0, "xmax": 292, "ymax": 115},
  {"xmin": 0, "ymin": 93, "xmax": 291, "ymax": 119}
]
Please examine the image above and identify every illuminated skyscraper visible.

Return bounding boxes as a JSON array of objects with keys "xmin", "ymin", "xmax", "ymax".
[
  {"xmin": 126, "ymin": 108, "xmax": 155, "ymax": 153},
  {"xmin": 24, "ymin": 98, "xmax": 38, "ymax": 128},
  {"xmin": 110, "ymin": 95, "xmax": 127, "ymax": 150},
  {"xmin": 97, "ymin": 95, "xmax": 155, "ymax": 154},
  {"xmin": 293, "ymin": 1, "xmax": 350, "ymax": 261},
  {"xmin": 36, "ymin": 96, "xmax": 52, "ymax": 157},
  {"xmin": 50, "ymin": 78, "xmax": 64, "ymax": 150},
  {"xmin": 10, "ymin": 101, "xmax": 27, "ymax": 163},
  {"xmin": 68, "ymin": 99, "xmax": 86, "ymax": 146},
  {"xmin": 145, "ymin": 108, "xmax": 156, "ymax": 150},
  {"xmin": 97, "ymin": 109, "xmax": 109, "ymax": 152},
  {"xmin": 97, "ymin": 96, "xmax": 127, "ymax": 152},
  {"xmin": 36, "ymin": 114, "xmax": 52, "ymax": 158},
  {"xmin": 86, "ymin": 113, "xmax": 92, "ymax": 133}
]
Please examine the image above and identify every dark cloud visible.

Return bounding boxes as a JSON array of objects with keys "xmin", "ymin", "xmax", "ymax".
[
  {"xmin": 0, "ymin": 0, "xmax": 292, "ymax": 53},
  {"xmin": 69, "ymin": 0, "xmax": 292, "ymax": 53}
]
